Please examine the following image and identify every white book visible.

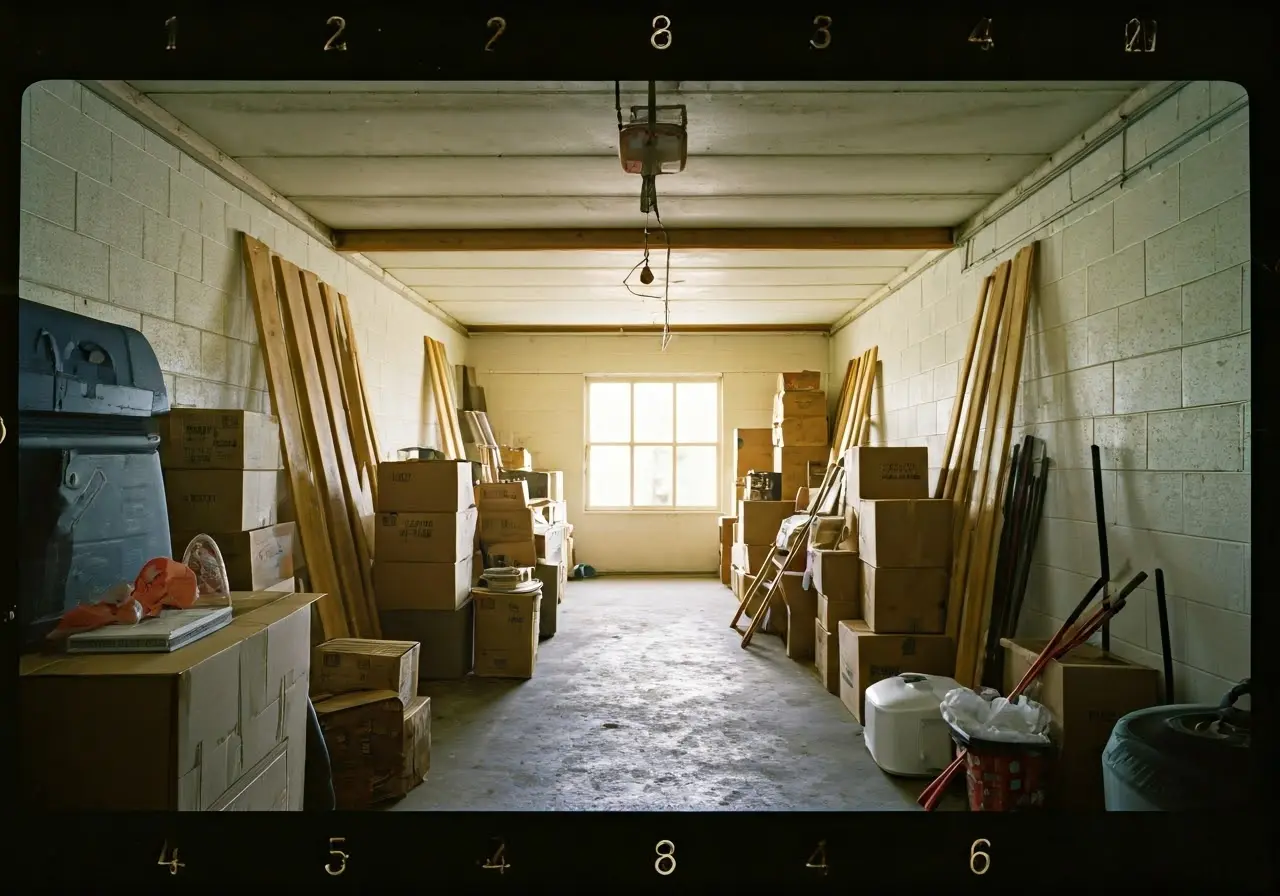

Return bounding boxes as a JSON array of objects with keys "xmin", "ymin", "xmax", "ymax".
[{"xmin": 66, "ymin": 606, "xmax": 233, "ymax": 654}]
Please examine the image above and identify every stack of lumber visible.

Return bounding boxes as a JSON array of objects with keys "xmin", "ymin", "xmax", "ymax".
[
  {"xmin": 935, "ymin": 243, "xmax": 1038, "ymax": 689},
  {"xmin": 424, "ymin": 337, "xmax": 467, "ymax": 462},
  {"xmin": 243, "ymin": 235, "xmax": 381, "ymax": 640},
  {"xmin": 460, "ymin": 410, "xmax": 502, "ymax": 482}
]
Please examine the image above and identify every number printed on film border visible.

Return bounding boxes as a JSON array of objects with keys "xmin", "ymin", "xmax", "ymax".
[
  {"xmin": 326, "ymin": 837, "xmax": 349, "ymax": 876},
  {"xmin": 654, "ymin": 839, "xmax": 676, "ymax": 875},
  {"xmin": 810, "ymin": 15, "xmax": 832, "ymax": 49},
  {"xmin": 650, "ymin": 15, "xmax": 673, "ymax": 50},
  {"xmin": 970, "ymin": 839, "xmax": 991, "ymax": 875},
  {"xmin": 324, "ymin": 16, "xmax": 348, "ymax": 51}
]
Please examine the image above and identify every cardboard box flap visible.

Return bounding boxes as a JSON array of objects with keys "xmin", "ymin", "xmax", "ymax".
[
  {"xmin": 317, "ymin": 638, "xmax": 419, "ymax": 658},
  {"xmin": 1000, "ymin": 638, "xmax": 1157, "ymax": 672},
  {"xmin": 314, "ymin": 689, "xmax": 403, "ymax": 714}
]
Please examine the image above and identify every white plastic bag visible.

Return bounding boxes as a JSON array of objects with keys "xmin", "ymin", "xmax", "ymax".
[{"xmin": 940, "ymin": 687, "xmax": 1052, "ymax": 744}]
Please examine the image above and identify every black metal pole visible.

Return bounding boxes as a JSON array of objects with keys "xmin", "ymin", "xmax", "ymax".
[
  {"xmin": 1155, "ymin": 569, "xmax": 1174, "ymax": 703},
  {"xmin": 1091, "ymin": 445, "xmax": 1111, "ymax": 652}
]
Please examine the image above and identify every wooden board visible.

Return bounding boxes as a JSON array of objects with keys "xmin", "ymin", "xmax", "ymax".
[
  {"xmin": 337, "ymin": 292, "xmax": 382, "ymax": 464},
  {"xmin": 241, "ymin": 235, "xmax": 349, "ymax": 640},
  {"xmin": 275, "ymin": 256, "xmax": 376, "ymax": 639},
  {"xmin": 301, "ymin": 271, "xmax": 380, "ymax": 637},
  {"xmin": 321, "ymin": 284, "xmax": 377, "ymax": 506}
]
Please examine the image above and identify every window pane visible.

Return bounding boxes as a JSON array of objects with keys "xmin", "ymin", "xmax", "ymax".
[
  {"xmin": 633, "ymin": 445, "xmax": 674, "ymax": 506},
  {"xmin": 588, "ymin": 445, "xmax": 631, "ymax": 506},
  {"xmin": 676, "ymin": 446, "xmax": 718, "ymax": 507},
  {"xmin": 676, "ymin": 382, "xmax": 718, "ymax": 442},
  {"xmin": 589, "ymin": 382, "xmax": 631, "ymax": 441},
  {"xmin": 633, "ymin": 382, "xmax": 674, "ymax": 442}
]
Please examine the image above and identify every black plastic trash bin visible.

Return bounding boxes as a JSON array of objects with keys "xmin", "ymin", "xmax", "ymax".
[{"xmin": 16, "ymin": 297, "xmax": 173, "ymax": 647}]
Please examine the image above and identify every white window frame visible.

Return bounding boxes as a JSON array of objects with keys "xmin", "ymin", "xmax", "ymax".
[{"xmin": 583, "ymin": 375, "xmax": 722, "ymax": 512}]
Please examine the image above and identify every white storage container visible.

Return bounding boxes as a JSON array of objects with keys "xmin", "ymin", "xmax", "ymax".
[{"xmin": 864, "ymin": 673, "xmax": 961, "ymax": 777}]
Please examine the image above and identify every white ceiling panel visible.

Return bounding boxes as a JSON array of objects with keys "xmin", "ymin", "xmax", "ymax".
[{"xmin": 119, "ymin": 79, "xmax": 1145, "ymax": 327}]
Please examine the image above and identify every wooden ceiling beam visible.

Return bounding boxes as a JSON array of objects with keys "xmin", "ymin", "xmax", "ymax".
[
  {"xmin": 333, "ymin": 227, "xmax": 954, "ymax": 254},
  {"xmin": 464, "ymin": 324, "xmax": 833, "ymax": 334}
]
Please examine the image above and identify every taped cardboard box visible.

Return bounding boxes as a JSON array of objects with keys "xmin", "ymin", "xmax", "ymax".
[
  {"xmin": 773, "ymin": 445, "xmax": 828, "ymax": 497},
  {"xmin": 814, "ymin": 618, "xmax": 840, "ymax": 696},
  {"xmin": 844, "ymin": 446, "xmax": 929, "ymax": 501},
  {"xmin": 777, "ymin": 371, "xmax": 822, "ymax": 392},
  {"xmin": 733, "ymin": 427, "xmax": 772, "ymax": 477},
  {"xmin": 816, "ymin": 592, "xmax": 860, "ymax": 630},
  {"xmin": 318, "ymin": 692, "xmax": 431, "ymax": 809},
  {"xmin": 736, "ymin": 499, "xmax": 795, "ymax": 545},
  {"xmin": 857, "ymin": 498, "xmax": 953, "ymax": 568},
  {"xmin": 171, "ymin": 522, "xmax": 298, "ymax": 591},
  {"xmin": 809, "ymin": 548, "xmax": 860, "ymax": 601},
  {"xmin": 19, "ymin": 591, "xmax": 321, "ymax": 811},
  {"xmin": 837, "ymin": 620, "xmax": 955, "ymax": 724},
  {"xmin": 164, "ymin": 469, "xmax": 289, "ymax": 532},
  {"xmin": 159, "ymin": 408, "xmax": 282, "ymax": 471},
  {"xmin": 374, "ymin": 556, "xmax": 473, "ymax": 612},
  {"xmin": 860, "ymin": 563, "xmax": 948, "ymax": 634},
  {"xmin": 312, "ymin": 638, "xmax": 420, "ymax": 706},
  {"xmin": 773, "ymin": 390, "xmax": 826, "ymax": 420},
  {"xmin": 473, "ymin": 587, "xmax": 541, "ymax": 679},
  {"xmin": 376, "ymin": 508, "xmax": 478, "ymax": 563},
  {"xmin": 377, "ymin": 460, "xmax": 475, "ymax": 512}
]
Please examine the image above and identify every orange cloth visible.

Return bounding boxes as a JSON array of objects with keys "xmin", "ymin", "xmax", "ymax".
[{"xmin": 51, "ymin": 558, "xmax": 199, "ymax": 638}]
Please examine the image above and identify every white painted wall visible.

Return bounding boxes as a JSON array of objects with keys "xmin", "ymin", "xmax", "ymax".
[
  {"xmin": 18, "ymin": 80, "xmax": 466, "ymax": 455},
  {"xmin": 468, "ymin": 333, "xmax": 830, "ymax": 572},
  {"xmin": 831, "ymin": 81, "xmax": 1251, "ymax": 704}
]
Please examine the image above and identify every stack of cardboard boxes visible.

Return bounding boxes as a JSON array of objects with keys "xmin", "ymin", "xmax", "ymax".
[
  {"xmin": 311, "ymin": 639, "xmax": 431, "ymax": 808},
  {"xmin": 374, "ymin": 460, "xmax": 481, "ymax": 680},
  {"xmin": 729, "ymin": 499, "xmax": 796, "ymax": 636},
  {"xmin": 810, "ymin": 537, "xmax": 861, "ymax": 696},
  {"xmin": 161, "ymin": 409, "xmax": 300, "ymax": 593},
  {"xmin": 772, "ymin": 372, "xmax": 830, "ymax": 500},
  {"xmin": 835, "ymin": 446, "xmax": 958, "ymax": 723}
]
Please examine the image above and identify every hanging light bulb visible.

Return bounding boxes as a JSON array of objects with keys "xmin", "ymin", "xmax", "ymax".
[{"xmin": 639, "ymin": 264, "xmax": 655, "ymax": 285}]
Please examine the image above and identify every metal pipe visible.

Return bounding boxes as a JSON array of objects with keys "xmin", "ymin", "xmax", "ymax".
[{"xmin": 18, "ymin": 433, "xmax": 160, "ymax": 452}]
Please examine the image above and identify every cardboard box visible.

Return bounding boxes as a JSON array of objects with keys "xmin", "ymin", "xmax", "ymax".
[
  {"xmin": 736, "ymin": 499, "xmax": 795, "ymax": 545},
  {"xmin": 376, "ymin": 508, "xmax": 478, "ymax": 563},
  {"xmin": 860, "ymin": 563, "xmax": 948, "ymax": 634},
  {"xmin": 809, "ymin": 515, "xmax": 848, "ymax": 549},
  {"xmin": 773, "ymin": 390, "xmax": 826, "ymax": 420},
  {"xmin": 264, "ymin": 576, "xmax": 296, "ymax": 593},
  {"xmin": 479, "ymin": 507, "xmax": 537, "ymax": 541},
  {"xmin": 730, "ymin": 565, "xmax": 744, "ymax": 599},
  {"xmin": 734, "ymin": 427, "xmax": 773, "ymax": 477},
  {"xmin": 815, "ymin": 619, "xmax": 840, "ymax": 695},
  {"xmin": 777, "ymin": 371, "xmax": 822, "ymax": 392},
  {"xmin": 844, "ymin": 446, "xmax": 929, "ymax": 500},
  {"xmin": 374, "ymin": 557, "xmax": 472, "ymax": 612},
  {"xmin": 487, "ymin": 540, "xmax": 538, "ymax": 567},
  {"xmin": 858, "ymin": 498, "xmax": 953, "ymax": 568},
  {"xmin": 774, "ymin": 445, "xmax": 829, "ymax": 496},
  {"xmin": 536, "ymin": 523, "xmax": 567, "ymax": 564},
  {"xmin": 534, "ymin": 561, "xmax": 563, "ymax": 638},
  {"xmin": 500, "ymin": 446, "xmax": 532, "ymax": 470},
  {"xmin": 772, "ymin": 416, "xmax": 829, "ymax": 447},
  {"xmin": 809, "ymin": 548, "xmax": 860, "ymax": 601},
  {"xmin": 718, "ymin": 516, "xmax": 735, "ymax": 585},
  {"xmin": 1002, "ymin": 638, "xmax": 1161, "ymax": 809},
  {"xmin": 20, "ymin": 591, "xmax": 320, "ymax": 810},
  {"xmin": 379, "ymin": 602, "xmax": 475, "ymax": 680},
  {"xmin": 164, "ymin": 469, "xmax": 287, "ymax": 531},
  {"xmin": 378, "ymin": 460, "xmax": 475, "ymax": 512},
  {"xmin": 171, "ymin": 522, "xmax": 298, "ymax": 591},
  {"xmin": 475, "ymin": 480, "xmax": 531, "ymax": 509},
  {"xmin": 473, "ymin": 587, "xmax": 541, "ymax": 678},
  {"xmin": 313, "ymin": 638, "xmax": 420, "ymax": 706},
  {"xmin": 817, "ymin": 592, "xmax": 861, "ymax": 630},
  {"xmin": 779, "ymin": 572, "xmax": 816, "ymax": 660},
  {"xmin": 160, "ymin": 409, "xmax": 281, "ymax": 471},
  {"xmin": 531, "ymin": 498, "xmax": 568, "ymax": 525},
  {"xmin": 498, "ymin": 469, "xmax": 563, "ymax": 501},
  {"xmin": 317, "ymin": 692, "xmax": 431, "ymax": 809},
  {"xmin": 837, "ymin": 620, "xmax": 955, "ymax": 723}
]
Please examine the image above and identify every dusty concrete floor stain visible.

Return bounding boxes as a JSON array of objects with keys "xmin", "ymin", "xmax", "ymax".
[{"xmin": 393, "ymin": 576, "xmax": 950, "ymax": 812}]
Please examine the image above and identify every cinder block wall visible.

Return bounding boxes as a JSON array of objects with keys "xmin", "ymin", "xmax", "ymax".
[
  {"xmin": 467, "ymin": 332, "xmax": 830, "ymax": 572},
  {"xmin": 831, "ymin": 81, "xmax": 1251, "ymax": 704},
  {"xmin": 18, "ymin": 80, "xmax": 466, "ymax": 455}
]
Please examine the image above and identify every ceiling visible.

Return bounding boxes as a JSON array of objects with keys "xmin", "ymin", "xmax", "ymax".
[{"xmin": 126, "ymin": 81, "xmax": 1145, "ymax": 329}]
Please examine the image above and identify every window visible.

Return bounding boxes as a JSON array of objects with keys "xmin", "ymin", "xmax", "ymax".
[{"xmin": 586, "ymin": 378, "xmax": 720, "ymax": 510}]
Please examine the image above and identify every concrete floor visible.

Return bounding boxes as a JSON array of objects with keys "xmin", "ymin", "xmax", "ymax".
[{"xmin": 395, "ymin": 576, "xmax": 960, "ymax": 811}]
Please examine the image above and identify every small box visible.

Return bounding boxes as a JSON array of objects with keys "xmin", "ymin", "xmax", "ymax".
[
  {"xmin": 777, "ymin": 371, "xmax": 822, "ymax": 392},
  {"xmin": 473, "ymin": 587, "xmax": 542, "ymax": 679},
  {"xmin": 379, "ymin": 601, "xmax": 475, "ymax": 680},
  {"xmin": 858, "ymin": 498, "xmax": 953, "ymax": 568},
  {"xmin": 773, "ymin": 416, "xmax": 829, "ymax": 447},
  {"xmin": 312, "ymin": 639, "xmax": 420, "ymax": 707},
  {"xmin": 816, "ymin": 592, "xmax": 861, "ymax": 630},
  {"xmin": 733, "ymin": 428, "xmax": 773, "ymax": 477},
  {"xmin": 500, "ymin": 446, "xmax": 532, "ymax": 470},
  {"xmin": 773, "ymin": 390, "xmax": 827, "ymax": 420},
  {"xmin": 164, "ymin": 469, "xmax": 286, "ymax": 532},
  {"xmin": 498, "ymin": 469, "xmax": 563, "ymax": 501},
  {"xmin": 534, "ymin": 562, "xmax": 562, "ymax": 638},
  {"xmin": 809, "ymin": 548, "xmax": 860, "ymax": 601},
  {"xmin": 837, "ymin": 621, "xmax": 955, "ymax": 723},
  {"xmin": 378, "ymin": 460, "xmax": 475, "ymax": 512},
  {"xmin": 316, "ymin": 692, "xmax": 431, "ymax": 809},
  {"xmin": 160, "ymin": 409, "xmax": 281, "ymax": 471},
  {"xmin": 779, "ymin": 572, "xmax": 816, "ymax": 661},
  {"xmin": 376, "ymin": 508, "xmax": 479, "ymax": 563},
  {"xmin": 170, "ymin": 522, "xmax": 298, "ymax": 591},
  {"xmin": 374, "ymin": 557, "xmax": 473, "ymax": 612},
  {"xmin": 736, "ymin": 500, "xmax": 795, "ymax": 545},
  {"xmin": 475, "ymin": 480, "xmax": 531, "ymax": 509},
  {"xmin": 814, "ymin": 619, "xmax": 840, "ymax": 695},
  {"xmin": 860, "ymin": 563, "xmax": 948, "ymax": 634},
  {"xmin": 845, "ymin": 446, "xmax": 929, "ymax": 500}
]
